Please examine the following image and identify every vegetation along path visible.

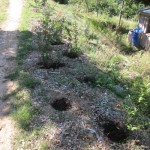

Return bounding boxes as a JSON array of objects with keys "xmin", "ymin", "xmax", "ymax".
[{"xmin": 0, "ymin": 0, "xmax": 23, "ymax": 149}]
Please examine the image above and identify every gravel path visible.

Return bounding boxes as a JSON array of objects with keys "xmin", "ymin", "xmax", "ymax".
[{"xmin": 0, "ymin": 0, "xmax": 23, "ymax": 149}]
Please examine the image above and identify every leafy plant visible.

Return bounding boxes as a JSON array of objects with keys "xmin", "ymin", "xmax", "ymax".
[
  {"xmin": 35, "ymin": 7, "xmax": 65, "ymax": 66},
  {"xmin": 64, "ymin": 21, "xmax": 81, "ymax": 58},
  {"xmin": 121, "ymin": 96, "xmax": 150, "ymax": 131},
  {"xmin": 128, "ymin": 77, "xmax": 150, "ymax": 116}
]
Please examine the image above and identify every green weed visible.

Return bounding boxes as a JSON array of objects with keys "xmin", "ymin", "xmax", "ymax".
[
  {"xmin": 64, "ymin": 22, "xmax": 82, "ymax": 58},
  {"xmin": 19, "ymin": 71, "xmax": 41, "ymax": 89},
  {"xmin": 12, "ymin": 100, "xmax": 33, "ymax": 129}
]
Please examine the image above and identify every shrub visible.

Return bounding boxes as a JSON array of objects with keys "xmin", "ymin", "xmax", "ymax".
[
  {"xmin": 64, "ymin": 21, "xmax": 81, "ymax": 58},
  {"xmin": 35, "ymin": 8, "xmax": 65, "ymax": 66},
  {"xmin": 128, "ymin": 77, "xmax": 150, "ymax": 116}
]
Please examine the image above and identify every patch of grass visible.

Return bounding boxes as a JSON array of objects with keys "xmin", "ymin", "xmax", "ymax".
[
  {"xmin": 17, "ymin": 31, "xmax": 32, "ymax": 64},
  {"xmin": 64, "ymin": 46, "xmax": 81, "ymax": 58},
  {"xmin": 12, "ymin": 100, "xmax": 33, "ymax": 129},
  {"xmin": 0, "ymin": 0, "xmax": 8, "ymax": 24},
  {"xmin": 17, "ymin": 0, "xmax": 33, "ymax": 64},
  {"xmin": 83, "ymin": 13, "xmax": 138, "ymax": 54},
  {"xmin": 19, "ymin": 71, "xmax": 41, "ymax": 89},
  {"xmin": 84, "ymin": 32, "xmax": 150, "ymax": 110},
  {"xmin": 40, "ymin": 141, "xmax": 49, "ymax": 150}
]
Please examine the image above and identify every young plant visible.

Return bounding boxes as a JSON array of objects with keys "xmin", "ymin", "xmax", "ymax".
[
  {"xmin": 121, "ymin": 96, "xmax": 150, "ymax": 131},
  {"xmin": 35, "ymin": 8, "xmax": 65, "ymax": 67},
  {"xmin": 65, "ymin": 21, "xmax": 81, "ymax": 58}
]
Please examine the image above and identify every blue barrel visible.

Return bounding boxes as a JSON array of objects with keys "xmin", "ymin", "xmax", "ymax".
[{"xmin": 132, "ymin": 27, "xmax": 143, "ymax": 47}]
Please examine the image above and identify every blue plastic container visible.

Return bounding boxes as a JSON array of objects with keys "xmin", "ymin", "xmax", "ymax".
[{"xmin": 132, "ymin": 27, "xmax": 143, "ymax": 47}]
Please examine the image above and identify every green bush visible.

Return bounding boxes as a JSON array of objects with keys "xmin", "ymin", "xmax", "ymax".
[
  {"xmin": 35, "ymin": 8, "xmax": 65, "ymax": 66},
  {"xmin": 128, "ymin": 77, "xmax": 150, "ymax": 116}
]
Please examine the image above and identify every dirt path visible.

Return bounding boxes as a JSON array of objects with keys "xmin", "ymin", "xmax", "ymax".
[{"xmin": 0, "ymin": 0, "xmax": 23, "ymax": 149}]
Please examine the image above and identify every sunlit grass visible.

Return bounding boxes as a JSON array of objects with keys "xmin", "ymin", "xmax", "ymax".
[{"xmin": 0, "ymin": 0, "xmax": 9, "ymax": 24}]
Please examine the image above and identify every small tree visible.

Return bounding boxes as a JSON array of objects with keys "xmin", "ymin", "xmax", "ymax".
[{"xmin": 118, "ymin": 0, "xmax": 125, "ymax": 30}]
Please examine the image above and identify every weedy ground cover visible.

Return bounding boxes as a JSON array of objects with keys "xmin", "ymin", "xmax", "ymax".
[{"xmin": 10, "ymin": 0, "xmax": 150, "ymax": 149}]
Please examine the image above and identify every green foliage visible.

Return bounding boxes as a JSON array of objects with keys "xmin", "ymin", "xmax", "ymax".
[
  {"xmin": 69, "ymin": 0, "xmax": 144, "ymax": 19},
  {"xmin": 94, "ymin": 68, "xmax": 150, "ymax": 130},
  {"xmin": 40, "ymin": 141, "xmax": 49, "ymax": 150},
  {"xmin": 67, "ymin": 22, "xmax": 81, "ymax": 57},
  {"xmin": 121, "ymin": 97, "xmax": 150, "ymax": 131},
  {"xmin": 13, "ymin": 100, "xmax": 33, "ymax": 129},
  {"xmin": 17, "ymin": 31, "xmax": 32, "ymax": 64},
  {"xmin": 35, "ymin": 7, "xmax": 65, "ymax": 66},
  {"xmin": 0, "ymin": 0, "xmax": 8, "ymax": 23},
  {"xmin": 96, "ymin": 72, "xmax": 114, "ymax": 89},
  {"xmin": 128, "ymin": 77, "xmax": 150, "ymax": 116},
  {"xmin": 95, "ymin": 63, "xmax": 150, "ymax": 117},
  {"xmin": 36, "ymin": 12, "xmax": 63, "ymax": 44},
  {"xmin": 17, "ymin": 1, "xmax": 33, "ymax": 64},
  {"xmin": 19, "ymin": 71, "xmax": 41, "ymax": 89}
]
